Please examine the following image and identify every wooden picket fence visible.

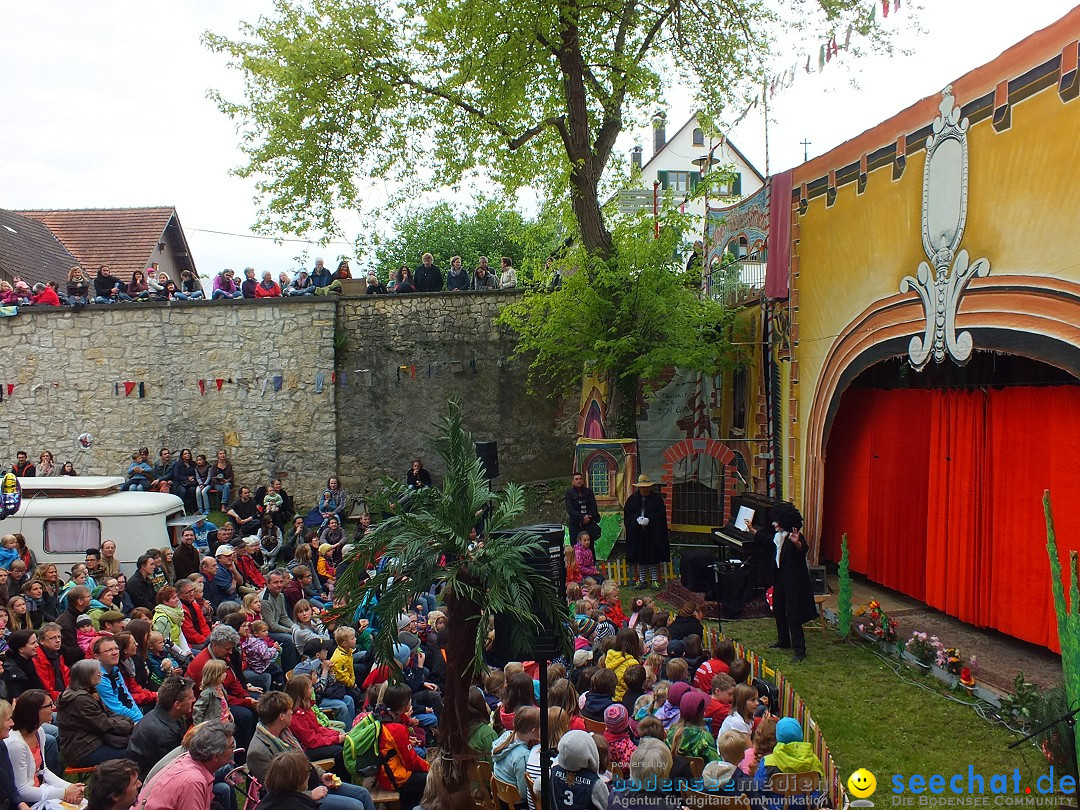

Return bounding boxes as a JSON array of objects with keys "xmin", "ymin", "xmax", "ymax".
[
  {"xmin": 705, "ymin": 627, "xmax": 846, "ymax": 809},
  {"xmin": 601, "ymin": 557, "xmax": 676, "ymax": 585}
]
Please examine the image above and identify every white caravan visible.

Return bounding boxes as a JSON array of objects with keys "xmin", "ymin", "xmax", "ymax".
[{"xmin": 1, "ymin": 476, "xmax": 187, "ymax": 570}]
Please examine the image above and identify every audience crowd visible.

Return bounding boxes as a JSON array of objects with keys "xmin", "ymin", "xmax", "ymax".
[
  {"xmin": 2, "ymin": 253, "xmax": 521, "ymax": 309},
  {"xmin": 0, "ymin": 449, "xmax": 825, "ymax": 810}
]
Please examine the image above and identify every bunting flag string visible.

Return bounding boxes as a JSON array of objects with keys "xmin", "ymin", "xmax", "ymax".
[
  {"xmin": 762, "ymin": 0, "xmax": 904, "ymax": 106},
  {"xmin": 198, "ymin": 379, "xmax": 206, "ymax": 395}
]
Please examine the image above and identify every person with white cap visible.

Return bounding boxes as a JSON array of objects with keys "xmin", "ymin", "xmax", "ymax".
[{"xmin": 623, "ymin": 474, "xmax": 669, "ymax": 589}]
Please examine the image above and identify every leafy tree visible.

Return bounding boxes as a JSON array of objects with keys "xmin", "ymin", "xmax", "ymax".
[
  {"xmin": 203, "ymin": 0, "xmax": 889, "ymax": 257},
  {"xmin": 367, "ymin": 196, "xmax": 566, "ymax": 284},
  {"xmin": 837, "ymin": 533, "xmax": 852, "ymax": 638},
  {"xmin": 333, "ymin": 398, "xmax": 565, "ymax": 808},
  {"xmin": 500, "ymin": 211, "xmax": 741, "ymax": 435}
]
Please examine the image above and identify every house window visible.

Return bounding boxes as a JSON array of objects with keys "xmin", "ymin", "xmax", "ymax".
[
  {"xmin": 44, "ymin": 519, "xmax": 100, "ymax": 553},
  {"xmin": 693, "ymin": 128, "xmax": 705, "ymax": 147},
  {"xmin": 664, "ymin": 171, "xmax": 693, "ymax": 194},
  {"xmin": 588, "ymin": 456, "xmax": 612, "ymax": 498}
]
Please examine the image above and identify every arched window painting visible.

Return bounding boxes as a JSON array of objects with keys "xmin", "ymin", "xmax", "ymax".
[{"xmin": 587, "ymin": 454, "xmax": 614, "ymax": 498}]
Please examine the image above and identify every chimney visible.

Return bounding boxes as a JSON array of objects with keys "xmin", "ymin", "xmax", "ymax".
[
  {"xmin": 630, "ymin": 145, "xmax": 643, "ymax": 171},
  {"xmin": 652, "ymin": 112, "xmax": 667, "ymax": 156}
]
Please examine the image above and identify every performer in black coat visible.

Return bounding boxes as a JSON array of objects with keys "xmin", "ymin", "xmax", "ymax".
[
  {"xmin": 564, "ymin": 472, "xmax": 601, "ymax": 544},
  {"xmin": 753, "ymin": 502, "xmax": 817, "ymax": 663},
  {"xmin": 623, "ymin": 474, "xmax": 669, "ymax": 589}
]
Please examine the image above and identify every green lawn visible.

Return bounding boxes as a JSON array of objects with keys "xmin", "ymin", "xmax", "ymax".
[
  {"xmin": 625, "ymin": 584, "xmax": 1051, "ymax": 781},
  {"xmin": 720, "ymin": 617, "xmax": 1050, "ymax": 780}
]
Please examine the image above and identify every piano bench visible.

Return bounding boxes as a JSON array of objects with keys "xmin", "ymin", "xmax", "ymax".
[{"xmin": 814, "ymin": 594, "xmax": 828, "ymax": 637}]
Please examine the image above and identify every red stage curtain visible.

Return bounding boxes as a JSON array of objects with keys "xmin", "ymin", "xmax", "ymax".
[{"xmin": 822, "ymin": 384, "xmax": 1080, "ymax": 651}]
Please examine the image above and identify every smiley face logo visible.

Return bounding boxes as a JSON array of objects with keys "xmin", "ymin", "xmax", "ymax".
[{"xmin": 848, "ymin": 769, "xmax": 877, "ymax": 799}]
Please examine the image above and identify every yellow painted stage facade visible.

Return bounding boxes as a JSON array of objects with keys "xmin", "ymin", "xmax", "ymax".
[{"xmin": 740, "ymin": 8, "xmax": 1080, "ymax": 648}]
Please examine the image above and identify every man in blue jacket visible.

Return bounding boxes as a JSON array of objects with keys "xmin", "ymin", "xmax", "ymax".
[{"xmin": 94, "ymin": 636, "xmax": 143, "ymax": 722}]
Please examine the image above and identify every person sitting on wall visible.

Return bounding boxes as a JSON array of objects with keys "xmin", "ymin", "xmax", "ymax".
[
  {"xmin": 287, "ymin": 270, "xmax": 316, "ymax": 296},
  {"xmin": 240, "ymin": 268, "xmax": 259, "ymax": 299},
  {"xmin": 364, "ymin": 270, "xmax": 386, "ymax": 294},
  {"xmin": 211, "ymin": 269, "xmax": 242, "ymax": 300},
  {"xmin": 179, "ymin": 271, "xmax": 204, "ymax": 300},
  {"xmin": 446, "ymin": 256, "xmax": 469, "ymax": 292},
  {"xmin": 92, "ymin": 266, "xmax": 131, "ymax": 304},
  {"xmin": 255, "ymin": 271, "xmax": 282, "ymax": 298},
  {"xmin": 394, "ymin": 265, "xmax": 415, "ymax": 294}
]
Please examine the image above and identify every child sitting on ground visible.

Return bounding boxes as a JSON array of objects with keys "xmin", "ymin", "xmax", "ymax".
[
  {"xmin": 599, "ymin": 582, "xmax": 627, "ymax": 628},
  {"xmin": 581, "ymin": 668, "xmax": 617, "ymax": 722},
  {"xmin": 574, "ymin": 532, "xmax": 601, "ymax": 583},
  {"xmin": 564, "ymin": 545, "xmax": 581, "ymax": 585},
  {"xmin": 667, "ymin": 689, "xmax": 719, "ymax": 763}
]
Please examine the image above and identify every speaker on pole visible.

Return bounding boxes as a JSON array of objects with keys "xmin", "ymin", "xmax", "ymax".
[
  {"xmin": 475, "ymin": 440, "xmax": 499, "ymax": 480},
  {"xmin": 488, "ymin": 524, "xmax": 568, "ymax": 666}
]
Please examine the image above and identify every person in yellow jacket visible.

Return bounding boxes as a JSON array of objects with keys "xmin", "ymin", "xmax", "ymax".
[
  {"xmin": 604, "ymin": 627, "xmax": 644, "ymax": 702},
  {"xmin": 329, "ymin": 626, "xmax": 356, "ymax": 687}
]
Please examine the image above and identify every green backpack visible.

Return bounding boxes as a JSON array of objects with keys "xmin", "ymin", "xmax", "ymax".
[{"xmin": 342, "ymin": 712, "xmax": 397, "ymax": 786}]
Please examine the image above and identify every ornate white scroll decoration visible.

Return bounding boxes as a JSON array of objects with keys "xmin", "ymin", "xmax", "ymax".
[{"xmin": 900, "ymin": 87, "xmax": 991, "ymax": 370}]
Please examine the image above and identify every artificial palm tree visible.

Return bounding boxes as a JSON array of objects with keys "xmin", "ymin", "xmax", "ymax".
[{"xmin": 334, "ymin": 397, "xmax": 565, "ymax": 809}]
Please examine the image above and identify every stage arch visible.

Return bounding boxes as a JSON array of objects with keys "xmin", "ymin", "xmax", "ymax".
[{"xmin": 806, "ymin": 276, "xmax": 1080, "ymax": 649}]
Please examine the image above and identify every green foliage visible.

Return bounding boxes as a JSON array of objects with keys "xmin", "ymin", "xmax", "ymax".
[
  {"xmin": 498, "ymin": 211, "xmax": 738, "ymax": 406},
  {"xmin": 837, "ymin": 534, "xmax": 852, "ymax": 638},
  {"xmin": 203, "ymin": 0, "xmax": 896, "ymax": 251},
  {"xmin": 364, "ymin": 197, "xmax": 567, "ymax": 285},
  {"xmin": 1043, "ymin": 490, "xmax": 1080, "ymax": 765},
  {"xmin": 333, "ymin": 398, "xmax": 565, "ymax": 677},
  {"xmin": 997, "ymin": 673, "xmax": 1043, "ymax": 730},
  {"xmin": 1032, "ymin": 685, "xmax": 1078, "ymax": 776}
]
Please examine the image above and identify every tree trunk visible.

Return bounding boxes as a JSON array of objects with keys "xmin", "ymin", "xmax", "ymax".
[
  {"xmin": 436, "ymin": 579, "xmax": 483, "ymax": 809},
  {"xmin": 570, "ymin": 165, "xmax": 614, "ymax": 259}
]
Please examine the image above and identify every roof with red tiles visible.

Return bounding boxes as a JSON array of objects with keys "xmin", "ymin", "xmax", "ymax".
[
  {"xmin": 0, "ymin": 208, "xmax": 82, "ymax": 289},
  {"xmin": 14, "ymin": 206, "xmax": 196, "ymax": 280}
]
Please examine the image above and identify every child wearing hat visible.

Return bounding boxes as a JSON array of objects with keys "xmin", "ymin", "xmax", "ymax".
[
  {"xmin": 754, "ymin": 717, "xmax": 825, "ymax": 810},
  {"xmin": 603, "ymin": 704, "xmax": 636, "ymax": 774},
  {"xmin": 317, "ymin": 543, "xmax": 336, "ymax": 587},
  {"xmin": 654, "ymin": 680, "xmax": 690, "ymax": 731},
  {"xmin": 666, "ymin": 689, "xmax": 719, "ymax": 763},
  {"xmin": 550, "ymin": 729, "xmax": 609, "ymax": 810}
]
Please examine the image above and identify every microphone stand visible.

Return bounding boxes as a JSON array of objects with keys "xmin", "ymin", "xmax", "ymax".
[{"xmin": 1009, "ymin": 703, "xmax": 1080, "ymax": 807}]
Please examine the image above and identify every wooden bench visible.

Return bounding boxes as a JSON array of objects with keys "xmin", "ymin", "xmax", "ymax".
[
  {"xmin": 359, "ymin": 775, "xmax": 400, "ymax": 810},
  {"xmin": 63, "ymin": 766, "xmax": 96, "ymax": 784}
]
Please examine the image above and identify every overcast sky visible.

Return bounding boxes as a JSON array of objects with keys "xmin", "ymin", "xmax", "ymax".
[{"xmin": 1, "ymin": 1, "xmax": 1076, "ymax": 276}]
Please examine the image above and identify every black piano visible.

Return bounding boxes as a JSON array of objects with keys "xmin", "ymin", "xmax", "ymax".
[{"xmin": 711, "ymin": 493, "xmax": 777, "ymax": 604}]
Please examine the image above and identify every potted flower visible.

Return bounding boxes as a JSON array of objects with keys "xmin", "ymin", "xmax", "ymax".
[
  {"xmin": 959, "ymin": 666, "xmax": 976, "ymax": 694},
  {"xmin": 905, "ymin": 631, "xmax": 934, "ymax": 669},
  {"xmin": 868, "ymin": 599, "xmax": 899, "ymax": 650}
]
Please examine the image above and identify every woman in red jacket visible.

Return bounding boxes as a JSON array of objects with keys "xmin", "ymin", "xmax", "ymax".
[
  {"xmin": 375, "ymin": 684, "xmax": 429, "ymax": 810},
  {"xmin": 254, "ymin": 271, "xmax": 282, "ymax": 298},
  {"xmin": 284, "ymin": 674, "xmax": 349, "ymax": 778}
]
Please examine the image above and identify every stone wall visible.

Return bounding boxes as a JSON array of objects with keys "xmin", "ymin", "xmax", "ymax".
[
  {"xmin": 335, "ymin": 291, "xmax": 574, "ymax": 497},
  {"xmin": 0, "ymin": 292, "xmax": 573, "ymax": 509}
]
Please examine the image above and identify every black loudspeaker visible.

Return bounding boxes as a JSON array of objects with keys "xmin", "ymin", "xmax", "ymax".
[
  {"xmin": 680, "ymin": 549, "xmax": 716, "ymax": 592},
  {"xmin": 475, "ymin": 441, "xmax": 499, "ymax": 479},
  {"xmin": 488, "ymin": 524, "xmax": 568, "ymax": 665}
]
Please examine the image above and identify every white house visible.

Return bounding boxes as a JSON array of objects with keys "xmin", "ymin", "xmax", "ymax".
[{"xmin": 620, "ymin": 112, "xmax": 765, "ymax": 238}]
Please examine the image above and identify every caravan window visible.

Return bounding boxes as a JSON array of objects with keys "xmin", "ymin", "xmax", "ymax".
[{"xmin": 44, "ymin": 519, "xmax": 101, "ymax": 553}]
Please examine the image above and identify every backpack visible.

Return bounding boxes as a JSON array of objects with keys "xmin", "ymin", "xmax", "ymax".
[{"xmin": 343, "ymin": 712, "xmax": 398, "ymax": 787}]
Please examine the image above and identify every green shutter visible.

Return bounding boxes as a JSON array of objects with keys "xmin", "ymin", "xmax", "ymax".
[
  {"xmin": 657, "ymin": 170, "xmax": 669, "ymax": 190},
  {"xmin": 732, "ymin": 173, "xmax": 742, "ymax": 195}
]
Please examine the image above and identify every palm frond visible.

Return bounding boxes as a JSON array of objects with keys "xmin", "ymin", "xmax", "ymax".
[{"xmin": 335, "ymin": 397, "xmax": 567, "ymax": 682}]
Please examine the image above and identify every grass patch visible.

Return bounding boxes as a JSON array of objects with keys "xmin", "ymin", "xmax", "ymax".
[
  {"xmin": 627, "ymin": 586, "xmax": 1049, "ymax": 780},
  {"xmin": 722, "ymin": 617, "xmax": 1049, "ymax": 779}
]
